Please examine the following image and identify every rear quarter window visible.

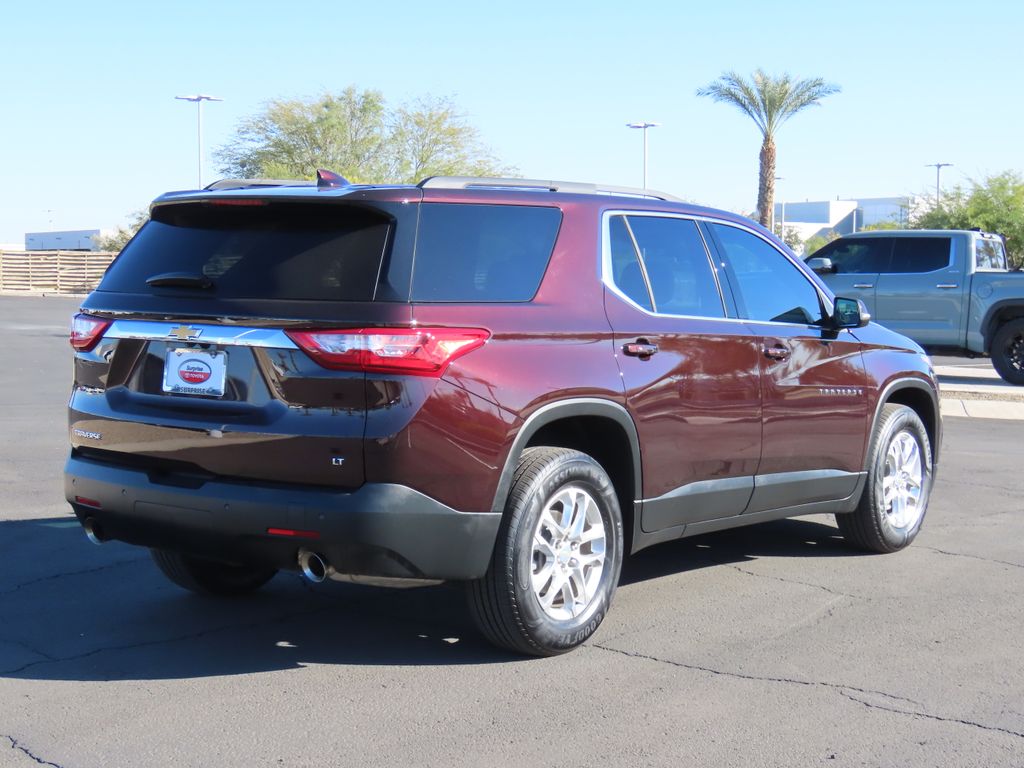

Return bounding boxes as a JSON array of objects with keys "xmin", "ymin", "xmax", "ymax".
[
  {"xmin": 975, "ymin": 238, "xmax": 1008, "ymax": 270},
  {"xmin": 411, "ymin": 204, "xmax": 561, "ymax": 302}
]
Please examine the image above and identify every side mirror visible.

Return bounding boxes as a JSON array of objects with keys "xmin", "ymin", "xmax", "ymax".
[
  {"xmin": 806, "ymin": 256, "xmax": 835, "ymax": 274},
  {"xmin": 833, "ymin": 296, "xmax": 870, "ymax": 329}
]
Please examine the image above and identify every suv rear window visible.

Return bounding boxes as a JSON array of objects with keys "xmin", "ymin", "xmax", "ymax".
[
  {"xmin": 411, "ymin": 204, "xmax": 561, "ymax": 302},
  {"xmin": 99, "ymin": 203, "xmax": 391, "ymax": 301}
]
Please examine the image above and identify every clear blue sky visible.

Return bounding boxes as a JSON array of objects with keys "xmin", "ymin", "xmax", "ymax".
[{"xmin": 2, "ymin": 0, "xmax": 1021, "ymax": 244}]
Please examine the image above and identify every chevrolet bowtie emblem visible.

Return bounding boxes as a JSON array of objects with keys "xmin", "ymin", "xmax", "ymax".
[{"xmin": 168, "ymin": 325, "xmax": 202, "ymax": 341}]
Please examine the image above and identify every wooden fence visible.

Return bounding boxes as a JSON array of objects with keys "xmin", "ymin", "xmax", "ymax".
[{"xmin": 0, "ymin": 251, "xmax": 116, "ymax": 294}]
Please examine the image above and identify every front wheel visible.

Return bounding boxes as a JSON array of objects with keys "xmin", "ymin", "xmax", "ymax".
[
  {"xmin": 837, "ymin": 403, "xmax": 933, "ymax": 553},
  {"xmin": 990, "ymin": 318, "xmax": 1024, "ymax": 385},
  {"xmin": 467, "ymin": 447, "xmax": 624, "ymax": 656}
]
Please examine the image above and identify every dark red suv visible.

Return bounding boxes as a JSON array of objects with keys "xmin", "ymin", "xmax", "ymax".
[{"xmin": 65, "ymin": 174, "xmax": 940, "ymax": 655}]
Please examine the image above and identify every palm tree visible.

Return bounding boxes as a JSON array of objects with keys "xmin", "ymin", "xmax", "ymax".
[{"xmin": 697, "ymin": 70, "xmax": 839, "ymax": 228}]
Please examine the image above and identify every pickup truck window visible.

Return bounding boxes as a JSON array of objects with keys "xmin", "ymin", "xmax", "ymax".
[
  {"xmin": 976, "ymin": 239, "xmax": 1008, "ymax": 271},
  {"xmin": 815, "ymin": 239, "xmax": 890, "ymax": 273},
  {"xmin": 888, "ymin": 238, "xmax": 951, "ymax": 274}
]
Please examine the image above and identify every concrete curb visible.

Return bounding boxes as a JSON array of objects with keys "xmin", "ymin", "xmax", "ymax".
[
  {"xmin": 933, "ymin": 365, "xmax": 1024, "ymax": 416},
  {"xmin": 938, "ymin": 387, "xmax": 1024, "ymax": 403},
  {"xmin": 941, "ymin": 397, "xmax": 1024, "ymax": 420}
]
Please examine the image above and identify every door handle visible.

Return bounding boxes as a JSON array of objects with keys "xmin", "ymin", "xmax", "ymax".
[
  {"xmin": 936, "ymin": 283, "xmax": 959, "ymax": 289},
  {"xmin": 623, "ymin": 341, "xmax": 659, "ymax": 358},
  {"xmin": 853, "ymin": 283, "xmax": 874, "ymax": 289},
  {"xmin": 763, "ymin": 344, "xmax": 791, "ymax": 361}
]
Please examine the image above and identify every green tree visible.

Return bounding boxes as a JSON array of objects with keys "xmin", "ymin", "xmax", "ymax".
[
  {"xmin": 803, "ymin": 229, "xmax": 841, "ymax": 257},
  {"xmin": 390, "ymin": 97, "xmax": 506, "ymax": 181},
  {"xmin": 92, "ymin": 210, "xmax": 148, "ymax": 252},
  {"xmin": 697, "ymin": 70, "xmax": 839, "ymax": 228},
  {"xmin": 215, "ymin": 87, "xmax": 511, "ymax": 184},
  {"xmin": 860, "ymin": 219, "xmax": 902, "ymax": 231},
  {"xmin": 803, "ymin": 234, "xmax": 827, "ymax": 256},
  {"xmin": 913, "ymin": 171, "xmax": 1024, "ymax": 267},
  {"xmin": 773, "ymin": 223, "xmax": 803, "ymax": 251}
]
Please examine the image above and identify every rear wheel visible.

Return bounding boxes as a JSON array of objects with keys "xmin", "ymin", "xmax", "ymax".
[
  {"xmin": 150, "ymin": 549, "xmax": 277, "ymax": 596},
  {"xmin": 837, "ymin": 403, "xmax": 932, "ymax": 553},
  {"xmin": 467, "ymin": 447, "xmax": 624, "ymax": 656},
  {"xmin": 991, "ymin": 318, "xmax": 1024, "ymax": 385}
]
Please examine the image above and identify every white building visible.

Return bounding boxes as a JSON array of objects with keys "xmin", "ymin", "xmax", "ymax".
[
  {"xmin": 25, "ymin": 229, "xmax": 103, "ymax": 251},
  {"xmin": 774, "ymin": 196, "xmax": 926, "ymax": 247}
]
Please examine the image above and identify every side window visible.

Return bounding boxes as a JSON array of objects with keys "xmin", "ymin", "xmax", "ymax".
[
  {"xmin": 888, "ymin": 238, "xmax": 951, "ymax": 273},
  {"xmin": 411, "ymin": 204, "xmax": 561, "ymax": 302},
  {"xmin": 625, "ymin": 216, "xmax": 724, "ymax": 318},
  {"xmin": 608, "ymin": 215, "xmax": 653, "ymax": 311},
  {"xmin": 814, "ymin": 239, "xmax": 891, "ymax": 273},
  {"xmin": 711, "ymin": 223, "xmax": 824, "ymax": 325},
  {"xmin": 975, "ymin": 238, "xmax": 1007, "ymax": 271}
]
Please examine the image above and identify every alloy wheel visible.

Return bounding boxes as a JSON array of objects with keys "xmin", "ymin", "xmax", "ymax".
[
  {"xmin": 882, "ymin": 431, "xmax": 925, "ymax": 530},
  {"xmin": 530, "ymin": 485, "xmax": 607, "ymax": 621}
]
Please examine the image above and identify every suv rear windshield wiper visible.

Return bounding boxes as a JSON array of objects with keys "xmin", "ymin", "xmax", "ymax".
[{"xmin": 145, "ymin": 272, "xmax": 215, "ymax": 289}]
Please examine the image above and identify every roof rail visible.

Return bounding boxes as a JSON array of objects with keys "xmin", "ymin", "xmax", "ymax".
[
  {"xmin": 204, "ymin": 178, "xmax": 317, "ymax": 191},
  {"xmin": 417, "ymin": 176, "xmax": 683, "ymax": 203}
]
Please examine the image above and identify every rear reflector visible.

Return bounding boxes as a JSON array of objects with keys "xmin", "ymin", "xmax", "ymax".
[
  {"xmin": 74, "ymin": 495, "xmax": 102, "ymax": 508},
  {"xmin": 267, "ymin": 527, "xmax": 321, "ymax": 539},
  {"xmin": 286, "ymin": 327, "xmax": 489, "ymax": 376},
  {"xmin": 70, "ymin": 313, "xmax": 111, "ymax": 351}
]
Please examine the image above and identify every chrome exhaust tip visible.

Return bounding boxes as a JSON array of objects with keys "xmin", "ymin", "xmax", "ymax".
[
  {"xmin": 297, "ymin": 549, "xmax": 331, "ymax": 583},
  {"xmin": 83, "ymin": 517, "xmax": 105, "ymax": 546}
]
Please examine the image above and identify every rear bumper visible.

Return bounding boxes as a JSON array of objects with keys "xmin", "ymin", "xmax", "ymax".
[{"xmin": 64, "ymin": 454, "xmax": 501, "ymax": 581}]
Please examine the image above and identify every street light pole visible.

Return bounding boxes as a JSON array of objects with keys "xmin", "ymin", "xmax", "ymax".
[
  {"xmin": 176, "ymin": 94, "xmax": 223, "ymax": 188},
  {"xmin": 626, "ymin": 122, "xmax": 660, "ymax": 191},
  {"xmin": 925, "ymin": 162, "xmax": 953, "ymax": 207}
]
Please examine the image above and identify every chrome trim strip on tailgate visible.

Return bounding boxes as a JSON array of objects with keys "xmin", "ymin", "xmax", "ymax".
[{"xmin": 105, "ymin": 321, "xmax": 299, "ymax": 349}]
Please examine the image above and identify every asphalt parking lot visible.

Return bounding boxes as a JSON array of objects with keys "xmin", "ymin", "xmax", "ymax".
[{"xmin": 1, "ymin": 294, "xmax": 1022, "ymax": 767}]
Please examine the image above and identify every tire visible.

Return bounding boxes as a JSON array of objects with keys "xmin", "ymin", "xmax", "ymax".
[
  {"xmin": 467, "ymin": 447, "xmax": 624, "ymax": 656},
  {"xmin": 150, "ymin": 549, "xmax": 277, "ymax": 596},
  {"xmin": 837, "ymin": 403, "xmax": 933, "ymax": 553},
  {"xmin": 990, "ymin": 318, "xmax": 1024, "ymax": 385}
]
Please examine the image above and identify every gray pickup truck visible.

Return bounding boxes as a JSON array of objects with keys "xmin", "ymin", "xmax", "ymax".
[{"xmin": 807, "ymin": 230, "xmax": 1024, "ymax": 384}]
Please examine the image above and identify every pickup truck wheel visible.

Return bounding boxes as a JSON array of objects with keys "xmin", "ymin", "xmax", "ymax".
[
  {"xmin": 150, "ymin": 549, "xmax": 277, "ymax": 596},
  {"xmin": 837, "ymin": 403, "xmax": 932, "ymax": 553},
  {"xmin": 991, "ymin": 318, "xmax": 1024, "ymax": 385},
  {"xmin": 467, "ymin": 447, "xmax": 624, "ymax": 656}
]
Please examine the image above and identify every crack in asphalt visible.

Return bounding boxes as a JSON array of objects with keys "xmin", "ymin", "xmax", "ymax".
[
  {"xmin": 3, "ymin": 639, "xmax": 57, "ymax": 663},
  {"xmin": 591, "ymin": 644, "xmax": 1024, "ymax": 740},
  {"xmin": 0, "ymin": 558, "xmax": 145, "ymax": 597},
  {"xmin": 0, "ymin": 602, "xmax": 338, "ymax": 677},
  {"xmin": 725, "ymin": 565, "xmax": 866, "ymax": 600},
  {"xmin": 3, "ymin": 735, "xmax": 63, "ymax": 767},
  {"xmin": 919, "ymin": 546, "xmax": 1024, "ymax": 571},
  {"xmin": 839, "ymin": 690, "xmax": 1024, "ymax": 739},
  {"xmin": 0, "ymin": 579, "xmax": 466, "ymax": 678}
]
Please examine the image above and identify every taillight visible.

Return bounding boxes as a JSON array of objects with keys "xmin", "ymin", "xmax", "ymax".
[
  {"xmin": 286, "ymin": 327, "xmax": 489, "ymax": 376},
  {"xmin": 70, "ymin": 313, "xmax": 111, "ymax": 351}
]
